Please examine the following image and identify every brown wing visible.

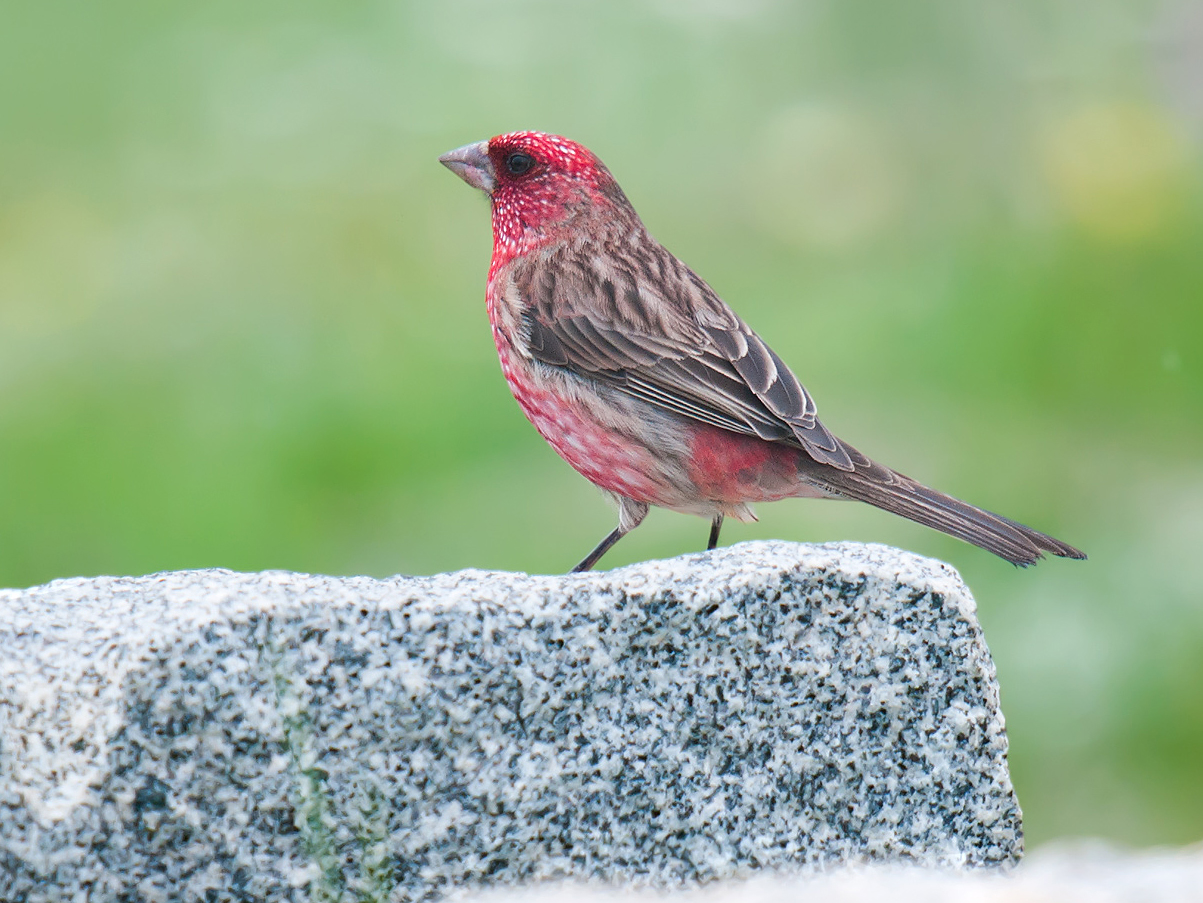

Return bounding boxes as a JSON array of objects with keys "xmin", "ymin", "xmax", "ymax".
[{"xmin": 513, "ymin": 237, "xmax": 855, "ymax": 471}]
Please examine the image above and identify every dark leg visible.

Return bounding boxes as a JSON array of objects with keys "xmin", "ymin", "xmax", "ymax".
[
  {"xmin": 572, "ymin": 528, "xmax": 624, "ymax": 572},
  {"xmin": 707, "ymin": 514, "xmax": 723, "ymax": 551},
  {"xmin": 571, "ymin": 498, "xmax": 649, "ymax": 573}
]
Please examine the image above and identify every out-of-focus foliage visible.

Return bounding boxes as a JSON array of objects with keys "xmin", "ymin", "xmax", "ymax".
[{"xmin": 1, "ymin": 0, "xmax": 1200, "ymax": 847}]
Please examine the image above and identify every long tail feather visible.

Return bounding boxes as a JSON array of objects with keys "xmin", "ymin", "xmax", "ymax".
[{"xmin": 802, "ymin": 441, "xmax": 1087, "ymax": 566}]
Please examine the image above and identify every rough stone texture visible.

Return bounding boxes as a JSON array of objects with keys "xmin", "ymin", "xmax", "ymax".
[{"xmin": 0, "ymin": 541, "xmax": 1020, "ymax": 902}]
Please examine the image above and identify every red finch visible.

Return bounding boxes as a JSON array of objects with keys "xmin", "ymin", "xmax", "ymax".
[{"xmin": 439, "ymin": 131, "xmax": 1085, "ymax": 571}]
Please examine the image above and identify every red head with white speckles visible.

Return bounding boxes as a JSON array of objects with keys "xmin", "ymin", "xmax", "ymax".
[{"xmin": 440, "ymin": 131, "xmax": 639, "ymax": 266}]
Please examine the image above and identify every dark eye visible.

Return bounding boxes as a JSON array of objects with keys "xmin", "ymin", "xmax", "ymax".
[{"xmin": 504, "ymin": 152, "xmax": 534, "ymax": 176}]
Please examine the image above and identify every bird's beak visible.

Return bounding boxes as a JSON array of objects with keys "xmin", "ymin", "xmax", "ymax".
[{"xmin": 438, "ymin": 140, "xmax": 496, "ymax": 194}]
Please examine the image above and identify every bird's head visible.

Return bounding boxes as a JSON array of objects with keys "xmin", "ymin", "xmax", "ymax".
[{"xmin": 439, "ymin": 131, "xmax": 637, "ymax": 257}]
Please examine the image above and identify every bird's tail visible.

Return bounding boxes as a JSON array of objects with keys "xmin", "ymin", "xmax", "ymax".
[{"xmin": 801, "ymin": 441, "xmax": 1086, "ymax": 567}]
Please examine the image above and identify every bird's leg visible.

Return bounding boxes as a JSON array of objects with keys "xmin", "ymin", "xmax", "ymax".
[
  {"xmin": 572, "ymin": 528, "xmax": 623, "ymax": 573},
  {"xmin": 571, "ymin": 498, "xmax": 648, "ymax": 573},
  {"xmin": 707, "ymin": 514, "xmax": 724, "ymax": 551}
]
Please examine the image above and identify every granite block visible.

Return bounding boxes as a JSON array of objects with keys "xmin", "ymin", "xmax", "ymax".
[{"xmin": 0, "ymin": 541, "xmax": 1020, "ymax": 902}]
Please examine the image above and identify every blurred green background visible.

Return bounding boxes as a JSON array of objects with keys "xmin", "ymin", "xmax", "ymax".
[{"xmin": 1, "ymin": 0, "xmax": 1200, "ymax": 849}]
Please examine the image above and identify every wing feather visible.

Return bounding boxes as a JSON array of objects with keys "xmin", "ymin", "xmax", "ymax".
[{"xmin": 514, "ymin": 239, "xmax": 854, "ymax": 471}]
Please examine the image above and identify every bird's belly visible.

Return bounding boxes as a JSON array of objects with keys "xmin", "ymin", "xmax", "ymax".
[
  {"xmin": 494, "ymin": 331, "xmax": 669, "ymax": 502},
  {"xmin": 518, "ymin": 386, "xmax": 665, "ymax": 500}
]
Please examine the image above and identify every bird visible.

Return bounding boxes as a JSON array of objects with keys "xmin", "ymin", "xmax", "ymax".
[{"xmin": 438, "ymin": 131, "xmax": 1085, "ymax": 572}]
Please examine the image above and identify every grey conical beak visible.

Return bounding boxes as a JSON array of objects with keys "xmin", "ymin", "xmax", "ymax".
[{"xmin": 438, "ymin": 140, "xmax": 495, "ymax": 194}]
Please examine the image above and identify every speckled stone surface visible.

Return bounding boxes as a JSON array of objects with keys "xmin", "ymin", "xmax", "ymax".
[{"xmin": 0, "ymin": 541, "xmax": 1020, "ymax": 902}]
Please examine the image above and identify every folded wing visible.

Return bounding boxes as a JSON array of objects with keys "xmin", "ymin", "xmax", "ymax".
[{"xmin": 514, "ymin": 241, "xmax": 855, "ymax": 471}]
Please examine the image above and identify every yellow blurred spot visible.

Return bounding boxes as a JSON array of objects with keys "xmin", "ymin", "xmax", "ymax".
[
  {"xmin": 1042, "ymin": 102, "xmax": 1191, "ymax": 242},
  {"xmin": 0, "ymin": 193, "xmax": 114, "ymax": 338},
  {"xmin": 749, "ymin": 105, "xmax": 905, "ymax": 252}
]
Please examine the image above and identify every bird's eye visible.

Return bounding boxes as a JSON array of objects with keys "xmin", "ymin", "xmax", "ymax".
[{"xmin": 504, "ymin": 152, "xmax": 534, "ymax": 176}]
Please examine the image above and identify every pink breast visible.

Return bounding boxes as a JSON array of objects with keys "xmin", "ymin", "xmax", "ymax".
[{"xmin": 493, "ymin": 326, "xmax": 664, "ymax": 502}]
